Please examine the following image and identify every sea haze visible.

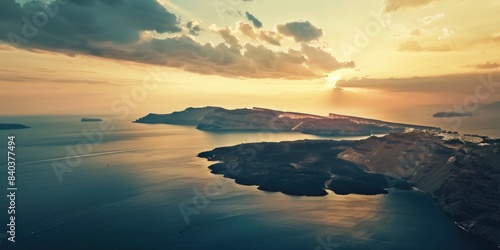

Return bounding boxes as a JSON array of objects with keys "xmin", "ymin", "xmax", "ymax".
[{"xmin": 0, "ymin": 116, "xmax": 496, "ymax": 249}]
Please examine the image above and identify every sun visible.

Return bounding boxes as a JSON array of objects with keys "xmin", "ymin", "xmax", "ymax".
[{"xmin": 324, "ymin": 75, "xmax": 339, "ymax": 89}]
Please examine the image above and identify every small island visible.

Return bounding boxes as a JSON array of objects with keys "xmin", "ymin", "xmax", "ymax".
[
  {"xmin": 81, "ymin": 117, "xmax": 103, "ymax": 122},
  {"xmin": 0, "ymin": 123, "xmax": 30, "ymax": 130},
  {"xmin": 433, "ymin": 112, "xmax": 473, "ymax": 118}
]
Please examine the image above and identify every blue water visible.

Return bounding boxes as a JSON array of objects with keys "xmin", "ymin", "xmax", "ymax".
[{"xmin": 0, "ymin": 116, "xmax": 497, "ymax": 249}]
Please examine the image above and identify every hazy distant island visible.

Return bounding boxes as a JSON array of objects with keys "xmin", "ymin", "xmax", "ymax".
[
  {"xmin": 135, "ymin": 106, "xmax": 440, "ymax": 136},
  {"xmin": 480, "ymin": 101, "xmax": 500, "ymax": 111},
  {"xmin": 0, "ymin": 123, "xmax": 30, "ymax": 130},
  {"xmin": 81, "ymin": 117, "xmax": 103, "ymax": 122},
  {"xmin": 433, "ymin": 112, "xmax": 473, "ymax": 118},
  {"xmin": 198, "ymin": 130, "xmax": 500, "ymax": 246},
  {"xmin": 433, "ymin": 101, "xmax": 500, "ymax": 118}
]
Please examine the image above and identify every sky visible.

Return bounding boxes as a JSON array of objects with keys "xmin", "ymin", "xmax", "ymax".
[{"xmin": 0, "ymin": 0, "xmax": 499, "ymax": 119}]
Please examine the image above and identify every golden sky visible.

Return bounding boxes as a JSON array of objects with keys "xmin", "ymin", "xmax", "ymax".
[{"xmin": 0, "ymin": 0, "xmax": 499, "ymax": 117}]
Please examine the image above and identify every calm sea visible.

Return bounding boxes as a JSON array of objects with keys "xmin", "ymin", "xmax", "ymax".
[{"xmin": 0, "ymin": 116, "xmax": 497, "ymax": 250}]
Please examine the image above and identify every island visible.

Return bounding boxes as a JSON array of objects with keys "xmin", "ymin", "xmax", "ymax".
[
  {"xmin": 198, "ymin": 130, "xmax": 500, "ymax": 246},
  {"xmin": 81, "ymin": 117, "xmax": 103, "ymax": 122},
  {"xmin": 0, "ymin": 123, "xmax": 30, "ymax": 130},
  {"xmin": 136, "ymin": 107, "xmax": 440, "ymax": 136},
  {"xmin": 433, "ymin": 112, "xmax": 473, "ymax": 118}
]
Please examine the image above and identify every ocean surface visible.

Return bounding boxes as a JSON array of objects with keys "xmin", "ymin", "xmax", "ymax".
[{"xmin": 0, "ymin": 116, "xmax": 497, "ymax": 250}]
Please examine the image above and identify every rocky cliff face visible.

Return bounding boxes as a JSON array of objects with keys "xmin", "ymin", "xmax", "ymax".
[
  {"xmin": 339, "ymin": 131, "xmax": 500, "ymax": 246},
  {"xmin": 198, "ymin": 130, "xmax": 500, "ymax": 246}
]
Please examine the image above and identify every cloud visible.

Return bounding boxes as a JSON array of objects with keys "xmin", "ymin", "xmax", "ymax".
[
  {"xmin": 245, "ymin": 11, "xmax": 262, "ymax": 28},
  {"xmin": 0, "ymin": 0, "xmax": 182, "ymax": 53},
  {"xmin": 417, "ymin": 13, "xmax": 444, "ymax": 25},
  {"xmin": 211, "ymin": 26, "xmax": 241, "ymax": 49},
  {"xmin": 276, "ymin": 21, "xmax": 323, "ymax": 43},
  {"xmin": 258, "ymin": 30, "xmax": 282, "ymax": 46},
  {"xmin": 237, "ymin": 22, "xmax": 282, "ymax": 46},
  {"xmin": 301, "ymin": 44, "xmax": 355, "ymax": 71},
  {"xmin": 398, "ymin": 40, "xmax": 451, "ymax": 52},
  {"xmin": 0, "ymin": 0, "xmax": 350, "ymax": 80},
  {"xmin": 465, "ymin": 62, "xmax": 500, "ymax": 70},
  {"xmin": 336, "ymin": 73, "xmax": 500, "ymax": 96},
  {"xmin": 411, "ymin": 29, "xmax": 421, "ymax": 36},
  {"xmin": 438, "ymin": 26, "xmax": 453, "ymax": 40},
  {"xmin": 186, "ymin": 20, "xmax": 202, "ymax": 36},
  {"xmin": 119, "ymin": 35, "xmax": 353, "ymax": 79},
  {"xmin": 384, "ymin": 0, "xmax": 438, "ymax": 13}
]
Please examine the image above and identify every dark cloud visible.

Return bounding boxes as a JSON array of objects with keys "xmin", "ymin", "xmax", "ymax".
[
  {"xmin": 465, "ymin": 62, "xmax": 500, "ymax": 70},
  {"xmin": 0, "ymin": 0, "xmax": 181, "ymax": 52},
  {"xmin": 276, "ymin": 21, "xmax": 323, "ymax": 43},
  {"xmin": 102, "ymin": 34, "xmax": 353, "ymax": 79},
  {"xmin": 0, "ymin": 0, "xmax": 350, "ymax": 80},
  {"xmin": 384, "ymin": 0, "xmax": 438, "ymax": 12},
  {"xmin": 336, "ymin": 73, "xmax": 500, "ymax": 96},
  {"xmin": 186, "ymin": 20, "xmax": 202, "ymax": 36},
  {"xmin": 245, "ymin": 11, "xmax": 262, "ymax": 28}
]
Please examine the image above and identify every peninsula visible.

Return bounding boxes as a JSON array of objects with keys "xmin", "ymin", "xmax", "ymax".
[
  {"xmin": 198, "ymin": 130, "xmax": 500, "ymax": 246},
  {"xmin": 136, "ymin": 107, "xmax": 439, "ymax": 136}
]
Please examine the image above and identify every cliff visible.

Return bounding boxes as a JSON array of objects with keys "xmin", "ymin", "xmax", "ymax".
[
  {"xmin": 198, "ymin": 131, "xmax": 500, "ymax": 246},
  {"xmin": 338, "ymin": 131, "xmax": 500, "ymax": 246}
]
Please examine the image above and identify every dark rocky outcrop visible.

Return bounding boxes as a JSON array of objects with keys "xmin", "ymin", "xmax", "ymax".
[
  {"xmin": 81, "ymin": 118, "xmax": 103, "ymax": 122},
  {"xmin": 433, "ymin": 112, "xmax": 473, "ymax": 118},
  {"xmin": 197, "ymin": 139, "xmax": 412, "ymax": 196}
]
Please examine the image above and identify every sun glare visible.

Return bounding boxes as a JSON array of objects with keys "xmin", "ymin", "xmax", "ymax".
[{"xmin": 324, "ymin": 75, "xmax": 339, "ymax": 89}]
